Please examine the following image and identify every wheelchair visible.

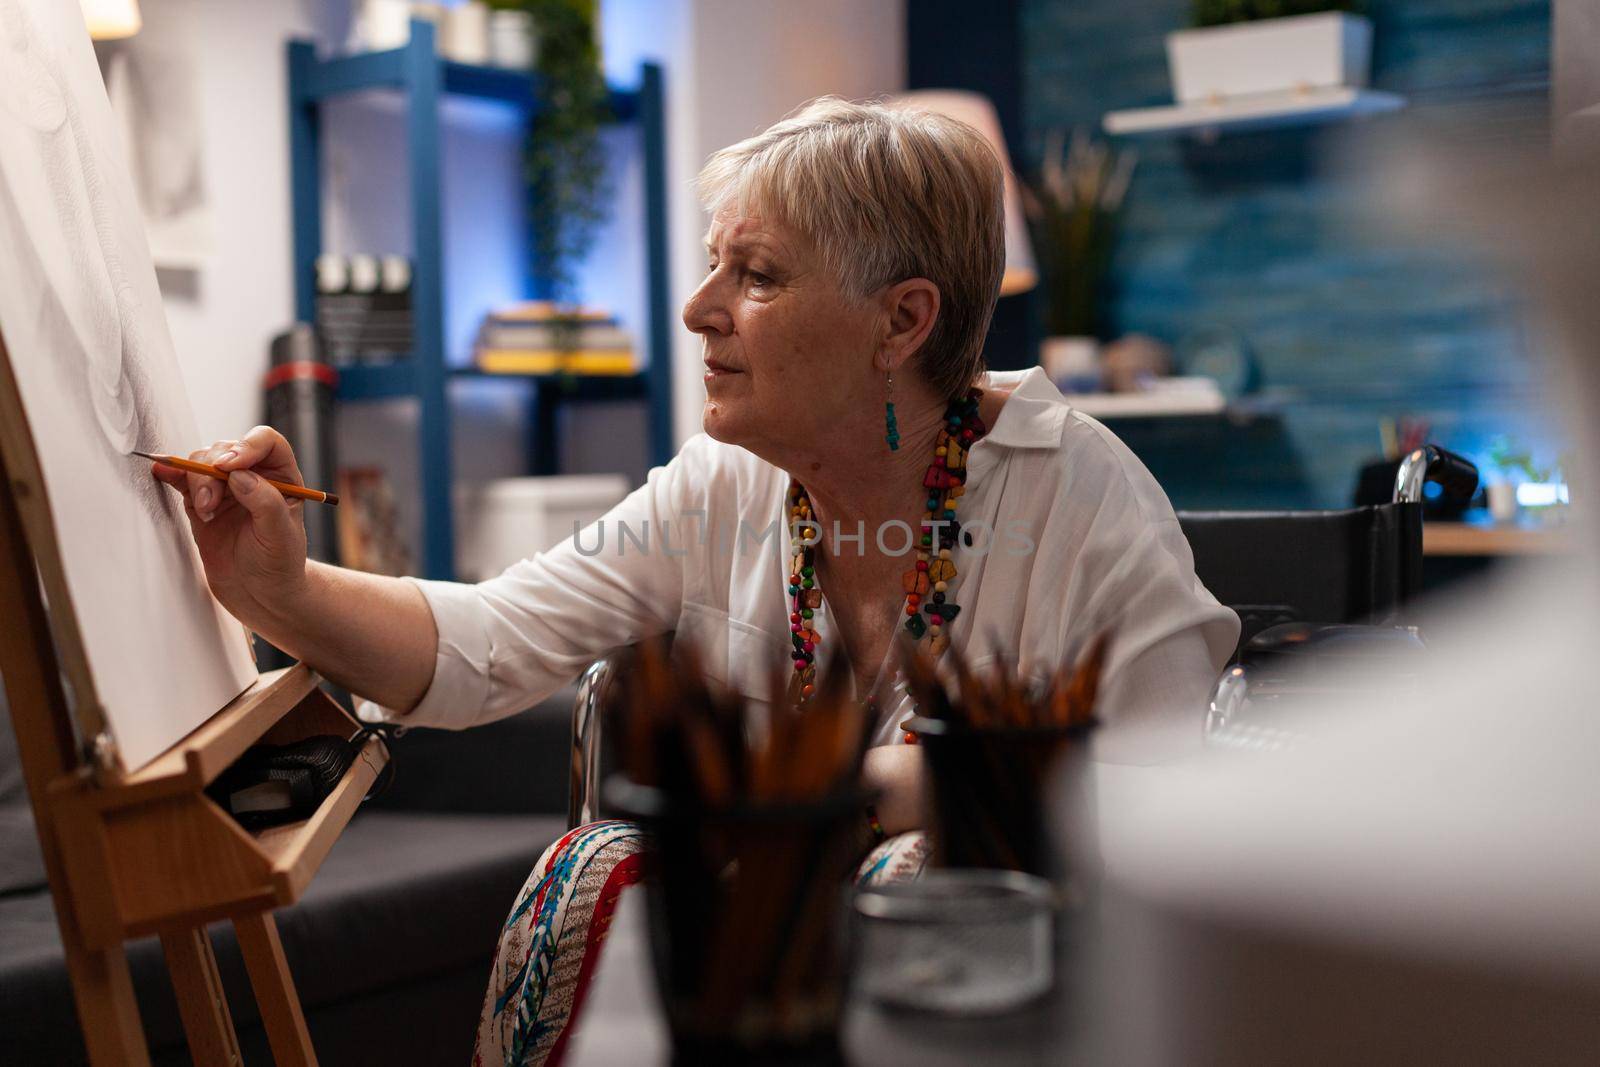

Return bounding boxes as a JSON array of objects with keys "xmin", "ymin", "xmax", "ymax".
[{"xmin": 1185, "ymin": 445, "xmax": 1479, "ymax": 751}]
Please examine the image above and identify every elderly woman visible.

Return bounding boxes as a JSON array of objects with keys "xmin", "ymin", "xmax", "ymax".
[{"xmin": 156, "ymin": 98, "xmax": 1235, "ymax": 1064}]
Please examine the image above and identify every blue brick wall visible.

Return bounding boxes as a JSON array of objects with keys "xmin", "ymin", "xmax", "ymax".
[{"xmin": 1019, "ymin": 0, "xmax": 1554, "ymax": 508}]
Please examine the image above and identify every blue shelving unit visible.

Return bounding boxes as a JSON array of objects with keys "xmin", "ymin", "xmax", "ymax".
[{"xmin": 286, "ymin": 21, "xmax": 674, "ymax": 579}]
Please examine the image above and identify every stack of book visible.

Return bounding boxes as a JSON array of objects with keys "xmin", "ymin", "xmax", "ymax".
[{"xmin": 474, "ymin": 302, "xmax": 636, "ymax": 375}]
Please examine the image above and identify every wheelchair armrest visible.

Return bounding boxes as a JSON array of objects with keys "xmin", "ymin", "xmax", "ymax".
[
  {"xmin": 569, "ymin": 637, "xmax": 673, "ymax": 827},
  {"xmin": 1206, "ymin": 621, "xmax": 1429, "ymax": 752},
  {"xmin": 1394, "ymin": 444, "xmax": 1479, "ymax": 505},
  {"xmin": 569, "ymin": 657, "xmax": 615, "ymax": 828},
  {"xmin": 1239, "ymin": 621, "xmax": 1426, "ymax": 670}
]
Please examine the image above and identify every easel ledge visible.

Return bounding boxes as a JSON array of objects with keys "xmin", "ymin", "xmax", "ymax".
[
  {"xmin": 49, "ymin": 663, "xmax": 388, "ymax": 948},
  {"xmin": 79, "ymin": 666, "xmax": 347, "ymax": 809}
]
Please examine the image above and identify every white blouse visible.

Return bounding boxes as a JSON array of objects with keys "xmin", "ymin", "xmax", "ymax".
[{"xmin": 361, "ymin": 367, "xmax": 1239, "ymax": 764}]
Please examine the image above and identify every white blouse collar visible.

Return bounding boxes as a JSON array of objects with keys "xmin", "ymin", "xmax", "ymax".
[{"xmin": 967, "ymin": 366, "xmax": 1071, "ymax": 481}]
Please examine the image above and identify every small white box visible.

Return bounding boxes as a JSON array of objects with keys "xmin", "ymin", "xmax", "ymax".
[
  {"xmin": 456, "ymin": 475, "xmax": 630, "ymax": 581},
  {"xmin": 1166, "ymin": 12, "xmax": 1372, "ymax": 104}
]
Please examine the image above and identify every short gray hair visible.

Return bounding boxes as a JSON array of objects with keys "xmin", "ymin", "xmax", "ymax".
[{"xmin": 695, "ymin": 96, "xmax": 1005, "ymax": 401}]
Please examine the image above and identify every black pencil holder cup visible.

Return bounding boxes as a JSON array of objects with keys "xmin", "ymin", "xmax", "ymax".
[
  {"xmin": 605, "ymin": 777, "xmax": 873, "ymax": 1067},
  {"xmin": 907, "ymin": 717, "xmax": 1096, "ymax": 882}
]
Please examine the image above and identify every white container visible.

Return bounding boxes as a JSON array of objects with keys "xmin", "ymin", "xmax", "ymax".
[
  {"xmin": 489, "ymin": 9, "xmax": 537, "ymax": 69},
  {"xmin": 441, "ymin": 1, "xmax": 491, "ymax": 65},
  {"xmin": 349, "ymin": 0, "xmax": 413, "ymax": 52},
  {"xmin": 1040, "ymin": 336, "xmax": 1102, "ymax": 394},
  {"xmin": 456, "ymin": 475, "xmax": 629, "ymax": 581},
  {"xmin": 315, "ymin": 252, "xmax": 348, "ymax": 294},
  {"xmin": 347, "ymin": 253, "xmax": 380, "ymax": 293},
  {"xmin": 1486, "ymin": 480, "xmax": 1520, "ymax": 524},
  {"xmin": 379, "ymin": 254, "xmax": 411, "ymax": 293},
  {"xmin": 1166, "ymin": 12, "xmax": 1372, "ymax": 104}
]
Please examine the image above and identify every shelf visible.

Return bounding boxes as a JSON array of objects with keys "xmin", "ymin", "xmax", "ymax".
[
  {"xmin": 1104, "ymin": 87, "xmax": 1404, "ymax": 137},
  {"xmin": 294, "ymin": 43, "xmax": 639, "ymax": 119},
  {"xmin": 333, "ymin": 361, "xmax": 649, "ymax": 402},
  {"xmin": 1062, "ymin": 389, "xmax": 1228, "ymax": 419},
  {"xmin": 452, "ymin": 367, "xmax": 650, "ymax": 401},
  {"xmin": 333, "ymin": 361, "xmax": 417, "ymax": 401},
  {"xmin": 289, "ymin": 18, "xmax": 674, "ymax": 578}
]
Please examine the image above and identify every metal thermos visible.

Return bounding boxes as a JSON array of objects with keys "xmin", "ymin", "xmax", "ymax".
[{"xmin": 265, "ymin": 324, "xmax": 339, "ymax": 563}]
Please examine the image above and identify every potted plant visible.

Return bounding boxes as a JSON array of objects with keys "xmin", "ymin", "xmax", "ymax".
[
  {"xmin": 1168, "ymin": 1, "xmax": 1372, "ymax": 104},
  {"xmin": 488, "ymin": 0, "xmax": 613, "ymax": 358},
  {"xmin": 1485, "ymin": 436, "xmax": 1567, "ymax": 525},
  {"xmin": 1021, "ymin": 129, "xmax": 1136, "ymax": 393}
]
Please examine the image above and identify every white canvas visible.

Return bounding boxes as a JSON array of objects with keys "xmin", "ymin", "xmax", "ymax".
[{"xmin": 0, "ymin": 0, "xmax": 256, "ymax": 770}]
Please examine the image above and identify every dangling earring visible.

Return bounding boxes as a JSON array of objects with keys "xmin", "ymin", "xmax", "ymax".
[{"xmin": 884, "ymin": 368, "xmax": 900, "ymax": 451}]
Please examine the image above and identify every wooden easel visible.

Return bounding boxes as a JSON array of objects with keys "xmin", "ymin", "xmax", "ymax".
[{"xmin": 0, "ymin": 335, "xmax": 388, "ymax": 1064}]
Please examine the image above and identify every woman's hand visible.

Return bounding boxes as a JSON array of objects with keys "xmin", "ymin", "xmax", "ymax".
[
  {"xmin": 862, "ymin": 743, "xmax": 926, "ymax": 837},
  {"xmin": 151, "ymin": 425, "xmax": 309, "ymax": 629},
  {"xmin": 150, "ymin": 426, "xmax": 437, "ymax": 711}
]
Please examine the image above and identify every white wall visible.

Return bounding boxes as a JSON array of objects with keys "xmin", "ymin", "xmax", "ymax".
[
  {"xmin": 145, "ymin": 0, "xmax": 904, "ymax": 566},
  {"xmin": 153, "ymin": 0, "xmax": 338, "ymax": 444},
  {"xmin": 601, "ymin": 0, "xmax": 907, "ymax": 449}
]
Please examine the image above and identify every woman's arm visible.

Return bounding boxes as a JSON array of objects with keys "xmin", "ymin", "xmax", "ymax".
[
  {"xmin": 255, "ymin": 560, "xmax": 438, "ymax": 713},
  {"xmin": 158, "ymin": 424, "xmax": 697, "ymax": 727},
  {"xmin": 1092, "ymin": 627, "xmax": 1226, "ymax": 765}
]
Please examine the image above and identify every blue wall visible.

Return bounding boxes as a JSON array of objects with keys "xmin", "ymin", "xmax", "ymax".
[
  {"xmin": 1018, "ymin": 0, "xmax": 1554, "ymax": 509},
  {"xmin": 908, "ymin": 0, "xmax": 1033, "ymax": 371}
]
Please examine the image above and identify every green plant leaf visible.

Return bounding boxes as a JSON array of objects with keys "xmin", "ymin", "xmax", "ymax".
[
  {"xmin": 513, "ymin": 0, "xmax": 614, "ymax": 348},
  {"xmin": 1023, "ymin": 128, "xmax": 1134, "ymax": 338},
  {"xmin": 1192, "ymin": 0, "xmax": 1362, "ymax": 27}
]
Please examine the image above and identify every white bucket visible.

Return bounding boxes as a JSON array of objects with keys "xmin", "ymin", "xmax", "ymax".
[{"xmin": 455, "ymin": 475, "xmax": 630, "ymax": 581}]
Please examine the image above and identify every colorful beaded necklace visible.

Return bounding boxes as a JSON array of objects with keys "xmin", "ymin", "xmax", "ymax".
[{"xmin": 785, "ymin": 387, "xmax": 989, "ymax": 712}]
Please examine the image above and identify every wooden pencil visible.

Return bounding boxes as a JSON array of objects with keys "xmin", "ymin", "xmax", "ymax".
[{"xmin": 137, "ymin": 451, "xmax": 339, "ymax": 506}]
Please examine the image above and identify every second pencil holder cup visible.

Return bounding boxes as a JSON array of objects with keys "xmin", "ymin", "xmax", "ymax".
[
  {"xmin": 606, "ymin": 777, "xmax": 871, "ymax": 1067},
  {"xmin": 907, "ymin": 717, "xmax": 1095, "ymax": 880}
]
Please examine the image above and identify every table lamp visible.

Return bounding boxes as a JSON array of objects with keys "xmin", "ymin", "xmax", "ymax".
[{"xmin": 886, "ymin": 90, "xmax": 1038, "ymax": 297}]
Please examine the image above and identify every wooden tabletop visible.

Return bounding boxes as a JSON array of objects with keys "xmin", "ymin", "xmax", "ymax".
[{"xmin": 1423, "ymin": 519, "xmax": 1573, "ymax": 557}]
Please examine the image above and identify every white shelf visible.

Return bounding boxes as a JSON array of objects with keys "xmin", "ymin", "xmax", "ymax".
[
  {"xmin": 1103, "ymin": 86, "xmax": 1404, "ymax": 138},
  {"xmin": 1062, "ymin": 388, "xmax": 1227, "ymax": 419}
]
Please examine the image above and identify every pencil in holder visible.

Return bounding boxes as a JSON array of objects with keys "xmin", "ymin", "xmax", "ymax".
[
  {"xmin": 907, "ymin": 717, "xmax": 1093, "ymax": 879},
  {"xmin": 603, "ymin": 636, "xmax": 873, "ymax": 1066},
  {"xmin": 607, "ymin": 778, "xmax": 869, "ymax": 1067},
  {"xmin": 900, "ymin": 632, "xmax": 1109, "ymax": 881}
]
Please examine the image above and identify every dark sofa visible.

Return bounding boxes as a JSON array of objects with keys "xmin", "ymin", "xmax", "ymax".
[{"xmin": 0, "ymin": 686, "xmax": 575, "ymax": 1065}]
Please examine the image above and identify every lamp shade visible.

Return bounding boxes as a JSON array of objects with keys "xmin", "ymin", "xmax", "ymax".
[
  {"xmin": 885, "ymin": 90, "xmax": 1037, "ymax": 297},
  {"xmin": 79, "ymin": 0, "xmax": 141, "ymax": 40}
]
